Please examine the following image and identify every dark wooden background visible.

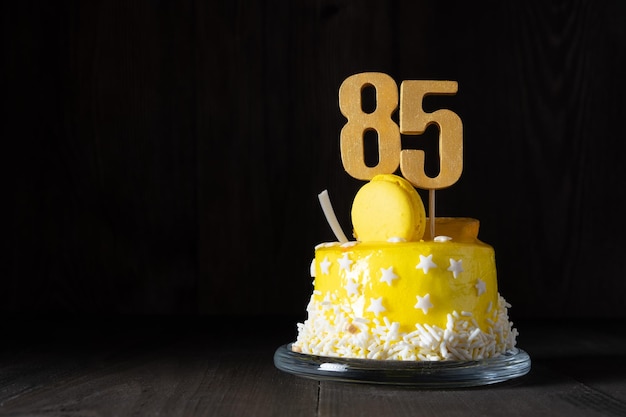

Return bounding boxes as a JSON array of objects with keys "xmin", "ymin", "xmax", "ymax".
[{"xmin": 3, "ymin": 0, "xmax": 626, "ymax": 319}]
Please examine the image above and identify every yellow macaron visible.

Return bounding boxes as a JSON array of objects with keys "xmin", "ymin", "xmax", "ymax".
[{"xmin": 351, "ymin": 174, "xmax": 426, "ymax": 242}]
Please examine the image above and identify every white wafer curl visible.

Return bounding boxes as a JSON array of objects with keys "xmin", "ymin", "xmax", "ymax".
[{"xmin": 318, "ymin": 190, "xmax": 349, "ymax": 243}]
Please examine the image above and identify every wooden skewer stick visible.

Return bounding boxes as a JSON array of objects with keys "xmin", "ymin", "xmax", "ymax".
[{"xmin": 429, "ymin": 189, "xmax": 435, "ymax": 239}]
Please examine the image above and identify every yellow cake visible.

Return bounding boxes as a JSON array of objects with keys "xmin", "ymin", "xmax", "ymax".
[{"xmin": 292, "ymin": 174, "xmax": 518, "ymax": 361}]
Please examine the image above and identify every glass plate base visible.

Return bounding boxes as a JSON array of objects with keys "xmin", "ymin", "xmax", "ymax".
[{"xmin": 274, "ymin": 344, "xmax": 531, "ymax": 387}]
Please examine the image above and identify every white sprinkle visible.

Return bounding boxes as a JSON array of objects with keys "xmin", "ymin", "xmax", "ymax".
[
  {"xmin": 446, "ymin": 314, "xmax": 454, "ymax": 331},
  {"xmin": 415, "ymin": 324, "xmax": 434, "ymax": 346},
  {"xmin": 387, "ymin": 237, "xmax": 407, "ymax": 243},
  {"xmin": 434, "ymin": 235, "xmax": 452, "ymax": 242},
  {"xmin": 468, "ymin": 328, "xmax": 482, "ymax": 341},
  {"xmin": 424, "ymin": 323, "xmax": 442, "ymax": 342},
  {"xmin": 440, "ymin": 342, "xmax": 449, "ymax": 359}
]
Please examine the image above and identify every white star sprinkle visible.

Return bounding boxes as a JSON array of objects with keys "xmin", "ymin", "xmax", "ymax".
[
  {"xmin": 379, "ymin": 266, "xmax": 398, "ymax": 286},
  {"xmin": 447, "ymin": 258, "xmax": 464, "ymax": 278},
  {"xmin": 475, "ymin": 279, "xmax": 487, "ymax": 296},
  {"xmin": 320, "ymin": 257, "xmax": 331, "ymax": 275},
  {"xmin": 416, "ymin": 254, "xmax": 438, "ymax": 274},
  {"xmin": 337, "ymin": 253, "xmax": 353, "ymax": 272},
  {"xmin": 367, "ymin": 297, "xmax": 386, "ymax": 316},
  {"xmin": 345, "ymin": 279, "xmax": 359, "ymax": 296},
  {"xmin": 414, "ymin": 294, "xmax": 434, "ymax": 314}
]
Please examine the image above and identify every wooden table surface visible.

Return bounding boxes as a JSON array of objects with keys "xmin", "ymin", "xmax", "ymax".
[{"xmin": 1, "ymin": 316, "xmax": 625, "ymax": 417}]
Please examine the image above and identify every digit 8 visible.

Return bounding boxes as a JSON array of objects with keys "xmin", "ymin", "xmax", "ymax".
[{"xmin": 339, "ymin": 73, "xmax": 401, "ymax": 180}]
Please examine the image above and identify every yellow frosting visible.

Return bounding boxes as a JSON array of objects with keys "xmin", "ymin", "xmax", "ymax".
[
  {"xmin": 313, "ymin": 218, "xmax": 497, "ymax": 334},
  {"xmin": 351, "ymin": 174, "xmax": 426, "ymax": 242}
]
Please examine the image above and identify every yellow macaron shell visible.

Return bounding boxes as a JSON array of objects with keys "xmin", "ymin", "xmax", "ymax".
[{"xmin": 351, "ymin": 174, "xmax": 426, "ymax": 242}]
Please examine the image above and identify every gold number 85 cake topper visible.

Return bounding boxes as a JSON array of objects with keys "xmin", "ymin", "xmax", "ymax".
[{"xmin": 339, "ymin": 72, "xmax": 463, "ymax": 190}]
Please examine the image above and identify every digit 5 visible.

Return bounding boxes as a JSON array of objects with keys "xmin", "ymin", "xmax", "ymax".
[{"xmin": 399, "ymin": 80, "xmax": 463, "ymax": 190}]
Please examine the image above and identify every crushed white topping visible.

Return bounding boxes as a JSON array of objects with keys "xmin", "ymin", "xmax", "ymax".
[
  {"xmin": 315, "ymin": 242, "xmax": 342, "ymax": 250},
  {"xmin": 292, "ymin": 293, "xmax": 518, "ymax": 361},
  {"xmin": 340, "ymin": 241, "xmax": 358, "ymax": 248}
]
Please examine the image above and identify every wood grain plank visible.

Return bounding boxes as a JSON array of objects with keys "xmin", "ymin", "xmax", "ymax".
[
  {"xmin": 1, "ymin": 318, "xmax": 625, "ymax": 416},
  {"xmin": 0, "ymin": 317, "xmax": 318, "ymax": 417},
  {"xmin": 0, "ymin": 318, "xmax": 317, "ymax": 416},
  {"xmin": 2, "ymin": 345, "xmax": 319, "ymax": 417},
  {"xmin": 317, "ymin": 363, "xmax": 624, "ymax": 417},
  {"xmin": 190, "ymin": 347, "xmax": 319, "ymax": 417},
  {"xmin": 520, "ymin": 319, "xmax": 626, "ymax": 413}
]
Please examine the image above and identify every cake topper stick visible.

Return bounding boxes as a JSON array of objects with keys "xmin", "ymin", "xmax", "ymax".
[
  {"xmin": 429, "ymin": 189, "xmax": 436, "ymax": 239},
  {"xmin": 318, "ymin": 190, "xmax": 349, "ymax": 243}
]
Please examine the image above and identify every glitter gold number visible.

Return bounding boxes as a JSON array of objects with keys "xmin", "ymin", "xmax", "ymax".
[
  {"xmin": 339, "ymin": 72, "xmax": 401, "ymax": 180},
  {"xmin": 399, "ymin": 80, "xmax": 463, "ymax": 189}
]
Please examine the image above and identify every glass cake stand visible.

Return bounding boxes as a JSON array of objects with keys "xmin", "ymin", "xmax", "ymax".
[{"xmin": 274, "ymin": 344, "xmax": 531, "ymax": 388}]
